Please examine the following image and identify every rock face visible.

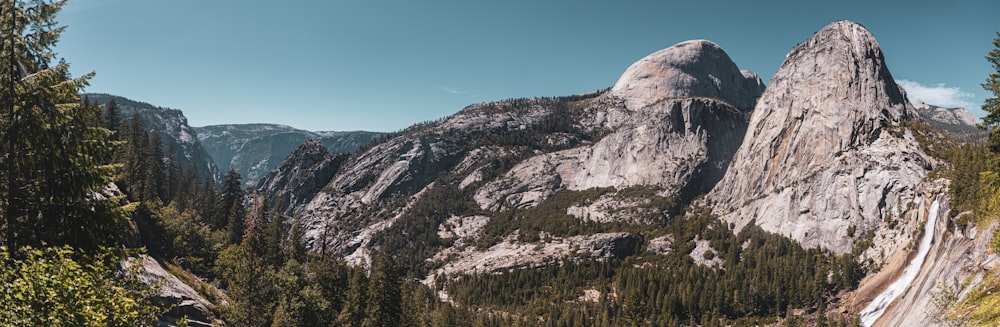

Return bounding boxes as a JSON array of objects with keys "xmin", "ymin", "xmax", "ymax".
[
  {"xmin": 864, "ymin": 193, "xmax": 999, "ymax": 327},
  {"xmin": 708, "ymin": 21, "xmax": 934, "ymax": 254},
  {"xmin": 610, "ymin": 40, "xmax": 765, "ymax": 111},
  {"xmin": 476, "ymin": 40, "xmax": 763, "ymax": 212},
  {"xmin": 273, "ymin": 39, "xmax": 764, "ymax": 269},
  {"xmin": 194, "ymin": 124, "xmax": 381, "ymax": 186},
  {"xmin": 913, "ymin": 100, "xmax": 979, "ymax": 127},
  {"xmin": 425, "ymin": 232, "xmax": 641, "ymax": 279},
  {"xmin": 255, "ymin": 139, "xmax": 346, "ymax": 214},
  {"xmin": 86, "ymin": 94, "xmax": 219, "ymax": 179},
  {"xmin": 475, "ymin": 97, "xmax": 750, "ymax": 211},
  {"xmin": 130, "ymin": 255, "xmax": 217, "ymax": 327},
  {"xmin": 912, "ymin": 100, "xmax": 985, "ymax": 142}
]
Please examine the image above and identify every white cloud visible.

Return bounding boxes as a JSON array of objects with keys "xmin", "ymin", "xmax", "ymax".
[
  {"xmin": 897, "ymin": 79, "xmax": 978, "ymax": 110},
  {"xmin": 437, "ymin": 87, "xmax": 467, "ymax": 95}
]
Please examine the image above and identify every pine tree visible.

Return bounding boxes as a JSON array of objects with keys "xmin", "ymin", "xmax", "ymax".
[
  {"xmin": 121, "ymin": 110, "xmax": 147, "ymax": 200},
  {"xmin": 103, "ymin": 98, "xmax": 120, "ymax": 138},
  {"xmin": 984, "ymin": 32, "xmax": 1000, "ymax": 153},
  {"xmin": 0, "ymin": 0, "xmax": 127, "ymax": 250},
  {"xmin": 339, "ymin": 264, "xmax": 368, "ymax": 326},
  {"xmin": 219, "ymin": 169, "xmax": 246, "ymax": 244},
  {"xmin": 217, "ymin": 244, "xmax": 277, "ymax": 326},
  {"xmin": 364, "ymin": 251, "xmax": 403, "ymax": 327},
  {"xmin": 142, "ymin": 128, "xmax": 164, "ymax": 202}
]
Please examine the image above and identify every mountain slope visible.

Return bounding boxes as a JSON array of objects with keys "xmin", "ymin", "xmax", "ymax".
[
  {"xmin": 708, "ymin": 20, "xmax": 935, "ymax": 254},
  {"xmin": 912, "ymin": 100, "xmax": 985, "ymax": 142},
  {"xmin": 194, "ymin": 124, "xmax": 381, "ymax": 186},
  {"xmin": 260, "ymin": 39, "xmax": 767, "ymax": 277},
  {"xmin": 254, "ymin": 139, "xmax": 347, "ymax": 214},
  {"xmin": 86, "ymin": 93, "xmax": 219, "ymax": 179}
]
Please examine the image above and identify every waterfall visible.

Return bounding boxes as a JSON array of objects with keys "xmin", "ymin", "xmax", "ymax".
[{"xmin": 859, "ymin": 197, "xmax": 940, "ymax": 326}]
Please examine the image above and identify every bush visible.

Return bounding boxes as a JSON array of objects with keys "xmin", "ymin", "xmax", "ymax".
[{"xmin": 0, "ymin": 247, "xmax": 161, "ymax": 326}]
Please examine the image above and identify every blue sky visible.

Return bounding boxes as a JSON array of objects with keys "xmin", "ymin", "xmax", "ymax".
[{"xmin": 57, "ymin": 0, "xmax": 997, "ymax": 132}]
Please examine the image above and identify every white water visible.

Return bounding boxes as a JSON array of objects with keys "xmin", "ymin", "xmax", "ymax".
[{"xmin": 859, "ymin": 197, "xmax": 940, "ymax": 326}]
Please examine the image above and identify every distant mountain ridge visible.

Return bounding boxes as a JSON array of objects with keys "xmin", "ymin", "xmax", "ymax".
[
  {"xmin": 85, "ymin": 93, "xmax": 219, "ymax": 179},
  {"xmin": 911, "ymin": 99, "xmax": 985, "ymax": 142},
  {"xmin": 193, "ymin": 124, "xmax": 382, "ymax": 186}
]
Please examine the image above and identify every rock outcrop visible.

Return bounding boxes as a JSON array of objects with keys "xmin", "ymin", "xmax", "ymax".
[
  {"xmin": 708, "ymin": 21, "xmax": 934, "ymax": 254},
  {"xmin": 129, "ymin": 255, "xmax": 217, "ymax": 327},
  {"xmin": 476, "ymin": 40, "xmax": 763, "ymax": 211},
  {"xmin": 255, "ymin": 139, "xmax": 346, "ymax": 214},
  {"xmin": 862, "ymin": 193, "xmax": 999, "ymax": 326},
  {"xmin": 610, "ymin": 40, "xmax": 765, "ymax": 111},
  {"xmin": 912, "ymin": 100, "xmax": 985, "ymax": 142},
  {"xmin": 278, "ymin": 38, "xmax": 766, "ymax": 270}
]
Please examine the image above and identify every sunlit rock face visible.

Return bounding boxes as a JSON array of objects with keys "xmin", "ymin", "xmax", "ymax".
[
  {"xmin": 708, "ymin": 20, "xmax": 933, "ymax": 254},
  {"xmin": 610, "ymin": 39, "xmax": 764, "ymax": 111}
]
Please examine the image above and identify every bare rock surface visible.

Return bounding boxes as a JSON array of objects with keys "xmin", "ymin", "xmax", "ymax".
[
  {"xmin": 913, "ymin": 100, "xmax": 979, "ymax": 127},
  {"xmin": 476, "ymin": 40, "xmax": 763, "ymax": 212},
  {"xmin": 911, "ymin": 100, "xmax": 986, "ymax": 142},
  {"xmin": 425, "ymin": 232, "xmax": 641, "ymax": 280},
  {"xmin": 610, "ymin": 40, "xmax": 765, "ymax": 111},
  {"xmin": 708, "ymin": 20, "xmax": 933, "ymax": 254},
  {"xmin": 255, "ymin": 139, "xmax": 345, "ymax": 214},
  {"xmin": 865, "ymin": 194, "xmax": 1000, "ymax": 326},
  {"xmin": 129, "ymin": 255, "xmax": 216, "ymax": 327}
]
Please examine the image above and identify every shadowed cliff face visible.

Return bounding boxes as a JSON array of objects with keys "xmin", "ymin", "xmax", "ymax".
[{"xmin": 708, "ymin": 20, "xmax": 934, "ymax": 254}]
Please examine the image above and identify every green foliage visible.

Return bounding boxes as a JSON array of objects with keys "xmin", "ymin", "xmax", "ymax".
[
  {"xmin": 0, "ymin": 246, "xmax": 161, "ymax": 326},
  {"xmin": 477, "ymin": 186, "xmax": 674, "ymax": 248},
  {"xmin": 216, "ymin": 244, "xmax": 277, "ymax": 326},
  {"xmin": 0, "ymin": 0, "xmax": 127, "ymax": 250},
  {"xmin": 148, "ymin": 202, "xmax": 225, "ymax": 276},
  {"xmin": 363, "ymin": 251, "xmax": 403, "ymax": 327},
  {"xmin": 982, "ymin": 32, "xmax": 1000, "ymax": 153},
  {"xmin": 445, "ymin": 208, "xmax": 862, "ymax": 326}
]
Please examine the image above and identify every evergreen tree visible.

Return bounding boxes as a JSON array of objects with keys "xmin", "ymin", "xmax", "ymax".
[
  {"xmin": 121, "ymin": 110, "xmax": 147, "ymax": 200},
  {"xmin": 218, "ymin": 169, "xmax": 245, "ymax": 243},
  {"xmin": 103, "ymin": 98, "xmax": 120, "ymax": 137},
  {"xmin": 984, "ymin": 32, "xmax": 1000, "ymax": 153},
  {"xmin": 339, "ymin": 263, "xmax": 368, "ymax": 326},
  {"xmin": 364, "ymin": 251, "xmax": 403, "ymax": 327},
  {"xmin": 0, "ymin": 0, "xmax": 127, "ymax": 250},
  {"xmin": 217, "ymin": 244, "xmax": 277, "ymax": 326},
  {"xmin": 142, "ymin": 128, "xmax": 164, "ymax": 202}
]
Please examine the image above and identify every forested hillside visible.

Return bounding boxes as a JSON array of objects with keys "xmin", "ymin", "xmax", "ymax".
[{"xmin": 2, "ymin": 1, "xmax": 999, "ymax": 326}]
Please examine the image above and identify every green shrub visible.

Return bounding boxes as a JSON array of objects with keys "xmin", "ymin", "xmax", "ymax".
[{"xmin": 0, "ymin": 247, "xmax": 161, "ymax": 326}]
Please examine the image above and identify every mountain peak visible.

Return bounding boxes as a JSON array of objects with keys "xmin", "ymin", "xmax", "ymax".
[
  {"xmin": 610, "ymin": 39, "xmax": 764, "ymax": 111},
  {"xmin": 707, "ymin": 20, "xmax": 929, "ymax": 253}
]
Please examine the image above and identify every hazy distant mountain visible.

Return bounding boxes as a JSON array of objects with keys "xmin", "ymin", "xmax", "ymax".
[
  {"xmin": 85, "ymin": 93, "xmax": 219, "ymax": 179},
  {"xmin": 193, "ymin": 124, "xmax": 381, "ymax": 186},
  {"xmin": 911, "ymin": 99, "xmax": 985, "ymax": 142}
]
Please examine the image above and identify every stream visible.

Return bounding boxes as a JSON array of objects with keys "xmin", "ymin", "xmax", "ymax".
[{"xmin": 858, "ymin": 197, "xmax": 940, "ymax": 326}]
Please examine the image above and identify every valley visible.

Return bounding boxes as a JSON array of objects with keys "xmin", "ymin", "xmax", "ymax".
[{"xmin": 0, "ymin": 2, "xmax": 998, "ymax": 325}]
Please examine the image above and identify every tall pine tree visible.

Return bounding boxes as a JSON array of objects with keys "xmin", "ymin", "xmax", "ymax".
[
  {"xmin": 363, "ymin": 251, "xmax": 402, "ymax": 327},
  {"xmin": 0, "ymin": 0, "xmax": 127, "ymax": 251},
  {"xmin": 984, "ymin": 32, "xmax": 1000, "ymax": 153},
  {"xmin": 103, "ymin": 98, "xmax": 120, "ymax": 138}
]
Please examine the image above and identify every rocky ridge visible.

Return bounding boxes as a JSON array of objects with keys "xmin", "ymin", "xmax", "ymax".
[
  {"xmin": 912, "ymin": 100, "xmax": 985, "ymax": 142},
  {"xmin": 86, "ymin": 93, "xmax": 219, "ymax": 179},
  {"xmin": 279, "ymin": 39, "xmax": 764, "ymax": 268},
  {"xmin": 707, "ymin": 20, "xmax": 935, "ymax": 254},
  {"xmin": 194, "ymin": 124, "xmax": 381, "ymax": 186},
  {"xmin": 254, "ymin": 139, "xmax": 347, "ymax": 214},
  {"xmin": 476, "ymin": 40, "xmax": 763, "ymax": 212}
]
